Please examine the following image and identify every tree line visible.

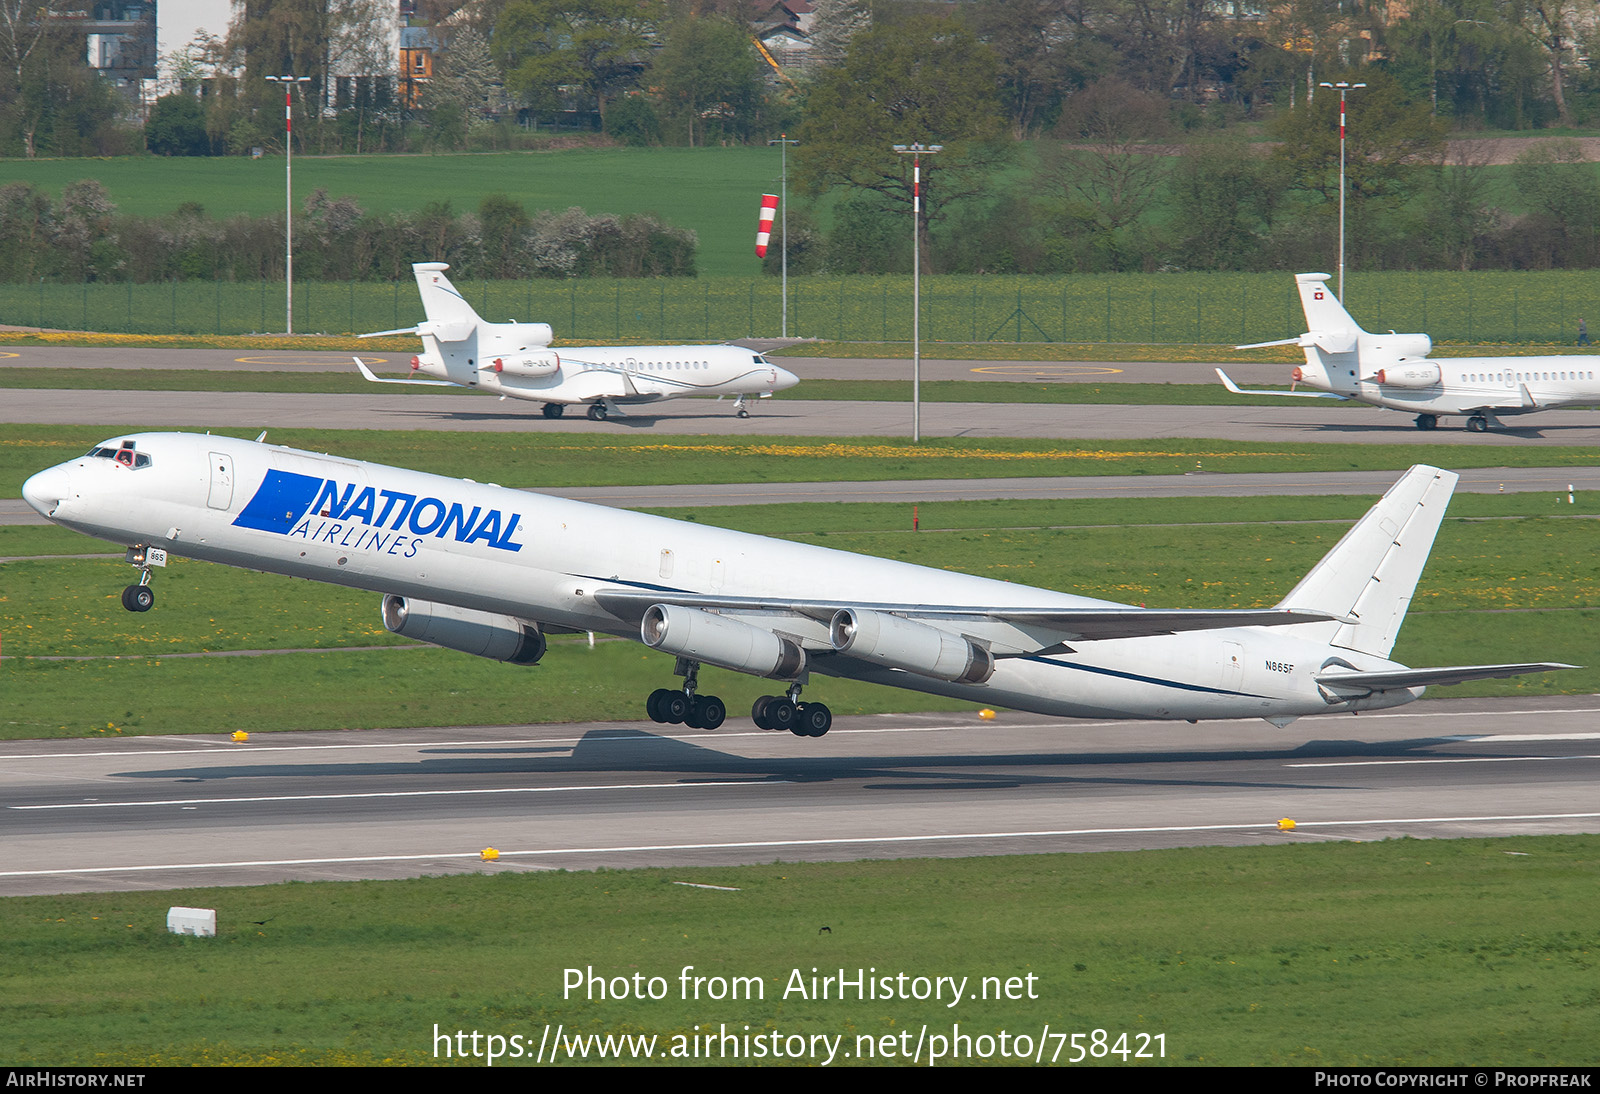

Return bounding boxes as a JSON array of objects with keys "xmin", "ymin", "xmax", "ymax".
[{"xmin": 0, "ymin": 183, "xmax": 697, "ymax": 282}]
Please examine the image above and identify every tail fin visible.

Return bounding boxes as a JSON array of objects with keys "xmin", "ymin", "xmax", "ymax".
[
  {"xmin": 1277, "ymin": 465, "xmax": 1456, "ymax": 658},
  {"xmin": 1296, "ymin": 272, "xmax": 1364, "ymax": 344},
  {"xmin": 412, "ymin": 262, "xmax": 479, "ymax": 340}
]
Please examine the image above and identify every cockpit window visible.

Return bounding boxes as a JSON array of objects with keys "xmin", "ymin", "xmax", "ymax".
[{"xmin": 85, "ymin": 445, "xmax": 152, "ymax": 469}]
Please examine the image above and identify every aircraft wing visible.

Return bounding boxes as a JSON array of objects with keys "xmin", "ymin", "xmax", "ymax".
[
  {"xmin": 591, "ymin": 587, "xmax": 1343, "ymax": 646},
  {"xmin": 352, "ymin": 356, "xmax": 455, "ymax": 386},
  {"xmin": 1315, "ymin": 662, "xmax": 1579, "ymax": 692},
  {"xmin": 1215, "ymin": 368, "xmax": 1351, "ymax": 400}
]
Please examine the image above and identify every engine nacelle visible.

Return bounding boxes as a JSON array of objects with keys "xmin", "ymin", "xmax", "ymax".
[
  {"xmin": 381, "ymin": 595, "xmax": 546, "ymax": 665},
  {"xmin": 640, "ymin": 604, "xmax": 806, "ymax": 680},
  {"xmin": 1371, "ymin": 363, "xmax": 1442, "ymax": 388},
  {"xmin": 488, "ymin": 351, "xmax": 560, "ymax": 378},
  {"xmin": 829, "ymin": 608, "xmax": 994, "ymax": 685}
]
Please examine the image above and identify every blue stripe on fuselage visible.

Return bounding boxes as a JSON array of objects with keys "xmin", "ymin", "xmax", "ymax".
[{"xmin": 232, "ymin": 470, "xmax": 321, "ymax": 533}]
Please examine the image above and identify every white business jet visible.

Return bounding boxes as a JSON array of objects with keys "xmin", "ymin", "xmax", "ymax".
[
  {"xmin": 23, "ymin": 435, "xmax": 1572, "ymax": 737},
  {"xmin": 1217, "ymin": 272, "xmax": 1600, "ymax": 432},
  {"xmin": 355, "ymin": 262, "xmax": 799, "ymax": 421}
]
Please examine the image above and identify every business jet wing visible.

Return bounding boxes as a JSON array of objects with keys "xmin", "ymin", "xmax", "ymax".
[
  {"xmin": 1315, "ymin": 662, "xmax": 1579, "ymax": 692},
  {"xmin": 352, "ymin": 356, "xmax": 456, "ymax": 386},
  {"xmin": 591, "ymin": 587, "xmax": 1342, "ymax": 645},
  {"xmin": 1215, "ymin": 368, "xmax": 1351, "ymax": 400}
]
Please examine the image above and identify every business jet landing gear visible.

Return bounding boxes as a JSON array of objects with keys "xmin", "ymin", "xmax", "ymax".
[
  {"xmin": 734, "ymin": 394, "xmax": 751, "ymax": 419},
  {"xmin": 1414, "ymin": 413, "xmax": 1438, "ymax": 430},
  {"xmin": 119, "ymin": 545, "xmax": 163, "ymax": 612},
  {"xmin": 541, "ymin": 402, "xmax": 565, "ymax": 419},
  {"xmin": 752, "ymin": 682, "xmax": 831, "ymax": 737},
  {"xmin": 646, "ymin": 660, "xmax": 727, "ymax": 730},
  {"xmin": 1465, "ymin": 415, "xmax": 1489, "ymax": 432},
  {"xmin": 586, "ymin": 402, "xmax": 608, "ymax": 421}
]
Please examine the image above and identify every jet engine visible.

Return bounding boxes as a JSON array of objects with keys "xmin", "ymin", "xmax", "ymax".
[
  {"xmin": 381, "ymin": 595, "xmax": 546, "ymax": 665},
  {"xmin": 487, "ymin": 351, "xmax": 560, "ymax": 378},
  {"xmin": 829, "ymin": 608, "xmax": 994, "ymax": 685},
  {"xmin": 1371, "ymin": 364, "xmax": 1442, "ymax": 388},
  {"xmin": 640, "ymin": 604, "xmax": 806, "ymax": 679}
]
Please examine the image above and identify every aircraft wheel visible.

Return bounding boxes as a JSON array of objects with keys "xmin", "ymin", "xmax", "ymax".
[
  {"xmin": 647, "ymin": 688, "xmax": 675, "ymax": 723},
  {"xmin": 764, "ymin": 698, "xmax": 797, "ymax": 734},
  {"xmin": 1466, "ymin": 416, "xmax": 1488, "ymax": 433},
  {"xmin": 797, "ymin": 702, "xmax": 832, "ymax": 737},
  {"xmin": 1414, "ymin": 414, "xmax": 1437, "ymax": 430},
  {"xmin": 121, "ymin": 585, "xmax": 154, "ymax": 612},
  {"xmin": 586, "ymin": 403, "xmax": 608, "ymax": 421},
  {"xmin": 542, "ymin": 403, "xmax": 564, "ymax": 419},
  {"xmin": 658, "ymin": 691, "xmax": 688, "ymax": 724},
  {"xmin": 691, "ymin": 694, "xmax": 726, "ymax": 731},
  {"xmin": 737, "ymin": 409, "xmax": 750, "ymax": 419},
  {"xmin": 751, "ymin": 695, "xmax": 773, "ymax": 730}
]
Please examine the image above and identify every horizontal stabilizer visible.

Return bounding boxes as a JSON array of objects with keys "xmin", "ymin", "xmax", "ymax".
[
  {"xmin": 359, "ymin": 326, "xmax": 419, "ymax": 339},
  {"xmin": 1215, "ymin": 368, "xmax": 1350, "ymax": 400},
  {"xmin": 1316, "ymin": 662, "xmax": 1578, "ymax": 692},
  {"xmin": 352, "ymin": 357, "xmax": 454, "ymax": 386}
]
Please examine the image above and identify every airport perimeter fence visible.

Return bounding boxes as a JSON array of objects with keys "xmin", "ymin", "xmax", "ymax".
[{"xmin": 4, "ymin": 271, "xmax": 1599, "ymax": 345}]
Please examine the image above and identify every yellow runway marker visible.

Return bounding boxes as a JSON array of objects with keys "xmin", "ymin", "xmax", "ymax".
[
  {"xmin": 233, "ymin": 355, "xmax": 387, "ymax": 366},
  {"xmin": 970, "ymin": 364, "xmax": 1123, "ymax": 378}
]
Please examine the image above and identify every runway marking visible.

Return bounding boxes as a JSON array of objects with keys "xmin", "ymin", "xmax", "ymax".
[
  {"xmin": 1288, "ymin": 753, "xmax": 1600, "ymax": 768},
  {"xmin": 233, "ymin": 355, "xmax": 385, "ymax": 366},
  {"xmin": 969, "ymin": 365, "xmax": 1123, "ymax": 378},
  {"xmin": 4, "ymin": 812, "xmax": 1597, "ymax": 879},
  {"xmin": 10, "ymin": 779, "xmax": 776, "ymax": 810}
]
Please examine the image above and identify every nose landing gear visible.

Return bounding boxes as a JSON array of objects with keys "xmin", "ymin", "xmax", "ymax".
[{"xmin": 119, "ymin": 545, "xmax": 166, "ymax": 612}]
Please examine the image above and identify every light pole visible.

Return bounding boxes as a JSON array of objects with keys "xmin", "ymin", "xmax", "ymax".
[
  {"xmin": 266, "ymin": 74, "xmax": 312, "ymax": 334},
  {"xmin": 892, "ymin": 142, "xmax": 940, "ymax": 443},
  {"xmin": 1319, "ymin": 80, "xmax": 1364, "ymax": 302},
  {"xmin": 768, "ymin": 133, "xmax": 797, "ymax": 337}
]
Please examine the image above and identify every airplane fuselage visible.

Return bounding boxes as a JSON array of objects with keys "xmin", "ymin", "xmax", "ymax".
[
  {"xmin": 1298, "ymin": 352, "xmax": 1600, "ymax": 417},
  {"xmin": 23, "ymin": 433, "xmax": 1420, "ymax": 725},
  {"xmin": 418, "ymin": 337, "xmax": 792, "ymax": 406}
]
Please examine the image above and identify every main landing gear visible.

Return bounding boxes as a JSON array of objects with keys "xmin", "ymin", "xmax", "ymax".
[
  {"xmin": 541, "ymin": 402, "xmax": 565, "ymax": 419},
  {"xmin": 1465, "ymin": 415, "xmax": 1490, "ymax": 433},
  {"xmin": 752, "ymin": 689, "xmax": 832, "ymax": 736},
  {"xmin": 1414, "ymin": 413, "xmax": 1438, "ymax": 430},
  {"xmin": 646, "ymin": 659, "xmax": 727, "ymax": 730},
  {"xmin": 644, "ymin": 660, "xmax": 832, "ymax": 736},
  {"xmin": 586, "ymin": 401, "xmax": 609, "ymax": 421},
  {"xmin": 119, "ymin": 545, "xmax": 161, "ymax": 612}
]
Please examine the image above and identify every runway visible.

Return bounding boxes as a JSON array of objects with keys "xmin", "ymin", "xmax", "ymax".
[
  {"xmin": 8, "ymin": 387, "xmax": 1600, "ymax": 444},
  {"xmin": 2, "ymin": 696, "xmax": 1597, "ymax": 896}
]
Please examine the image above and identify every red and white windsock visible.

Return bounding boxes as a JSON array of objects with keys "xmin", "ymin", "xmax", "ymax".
[{"xmin": 755, "ymin": 193, "xmax": 779, "ymax": 257}]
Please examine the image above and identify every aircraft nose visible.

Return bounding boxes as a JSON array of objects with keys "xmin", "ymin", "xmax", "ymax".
[
  {"xmin": 772, "ymin": 366, "xmax": 800, "ymax": 391},
  {"xmin": 22, "ymin": 465, "xmax": 71, "ymax": 518}
]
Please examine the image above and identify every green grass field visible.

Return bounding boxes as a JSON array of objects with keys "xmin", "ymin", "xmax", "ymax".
[
  {"xmin": 3, "ymin": 836, "xmax": 1596, "ymax": 1066},
  {"xmin": 6, "ymin": 426, "xmax": 1600, "ymax": 500},
  {"xmin": 1, "ymin": 148, "xmax": 779, "ymax": 277},
  {"xmin": 7, "ymin": 268, "xmax": 1600, "ymax": 344}
]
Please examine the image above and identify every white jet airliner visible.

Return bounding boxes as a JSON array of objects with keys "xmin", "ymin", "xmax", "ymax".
[
  {"xmin": 23, "ymin": 434, "xmax": 1571, "ymax": 737},
  {"xmin": 1217, "ymin": 272, "xmax": 1600, "ymax": 432},
  {"xmin": 354, "ymin": 262, "xmax": 799, "ymax": 421}
]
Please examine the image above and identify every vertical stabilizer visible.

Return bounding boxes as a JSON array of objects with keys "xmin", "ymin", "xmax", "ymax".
[
  {"xmin": 1296, "ymin": 272, "xmax": 1364, "ymax": 343},
  {"xmin": 1276, "ymin": 465, "xmax": 1456, "ymax": 657},
  {"xmin": 412, "ymin": 262, "xmax": 479, "ymax": 340}
]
